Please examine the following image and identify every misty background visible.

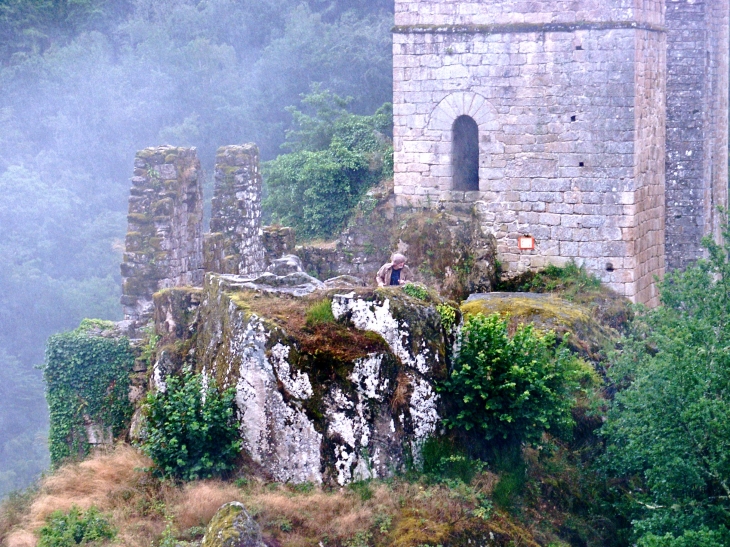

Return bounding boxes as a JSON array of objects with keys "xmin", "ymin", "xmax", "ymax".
[{"xmin": 0, "ymin": 0, "xmax": 394, "ymax": 497}]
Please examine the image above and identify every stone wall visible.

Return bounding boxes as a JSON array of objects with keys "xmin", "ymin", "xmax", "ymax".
[
  {"xmin": 392, "ymin": 1, "xmax": 666, "ymax": 303},
  {"xmin": 205, "ymin": 144, "xmax": 266, "ymax": 276},
  {"xmin": 664, "ymin": 0, "xmax": 729, "ymax": 270},
  {"xmin": 121, "ymin": 146, "xmax": 204, "ymax": 322}
]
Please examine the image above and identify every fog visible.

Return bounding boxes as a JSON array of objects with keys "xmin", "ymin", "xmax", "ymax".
[{"xmin": 0, "ymin": 0, "xmax": 394, "ymax": 496}]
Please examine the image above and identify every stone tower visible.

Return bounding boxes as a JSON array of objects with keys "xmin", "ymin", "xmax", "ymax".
[{"xmin": 393, "ymin": 0, "xmax": 728, "ymax": 306}]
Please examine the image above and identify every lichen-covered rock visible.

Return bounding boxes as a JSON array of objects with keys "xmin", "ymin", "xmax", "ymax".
[
  {"xmin": 202, "ymin": 502, "xmax": 265, "ymax": 547},
  {"xmin": 189, "ymin": 275, "xmax": 455, "ymax": 484}
]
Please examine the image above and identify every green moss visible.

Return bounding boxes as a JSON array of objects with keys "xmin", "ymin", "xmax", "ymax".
[{"xmin": 127, "ymin": 212, "xmax": 152, "ymax": 225}]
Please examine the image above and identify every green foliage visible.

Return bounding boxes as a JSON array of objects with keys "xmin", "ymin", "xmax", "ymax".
[
  {"xmin": 442, "ymin": 313, "xmax": 581, "ymax": 446},
  {"xmin": 38, "ymin": 506, "xmax": 116, "ymax": 547},
  {"xmin": 44, "ymin": 323, "xmax": 134, "ymax": 466},
  {"xmin": 436, "ymin": 304, "xmax": 457, "ymax": 332},
  {"xmin": 141, "ymin": 369, "xmax": 241, "ymax": 481},
  {"xmin": 305, "ymin": 298, "xmax": 335, "ymax": 326},
  {"xmin": 498, "ymin": 261, "xmax": 601, "ymax": 299},
  {"xmin": 347, "ymin": 480, "xmax": 374, "ymax": 502},
  {"xmin": 601, "ymin": 215, "xmax": 730, "ymax": 543},
  {"xmin": 636, "ymin": 528, "xmax": 730, "ymax": 547},
  {"xmin": 264, "ymin": 87, "xmax": 393, "ymax": 239},
  {"xmin": 402, "ymin": 282, "xmax": 429, "ymax": 301},
  {"xmin": 420, "ymin": 437, "xmax": 485, "ymax": 484}
]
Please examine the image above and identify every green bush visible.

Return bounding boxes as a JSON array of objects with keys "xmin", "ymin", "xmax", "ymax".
[
  {"xmin": 442, "ymin": 313, "xmax": 581, "ymax": 447},
  {"xmin": 141, "ymin": 369, "xmax": 241, "ymax": 481},
  {"xmin": 601, "ymin": 214, "xmax": 730, "ymax": 543},
  {"xmin": 38, "ymin": 506, "xmax": 116, "ymax": 547},
  {"xmin": 264, "ymin": 87, "xmax": 393, "ymax": 240}
]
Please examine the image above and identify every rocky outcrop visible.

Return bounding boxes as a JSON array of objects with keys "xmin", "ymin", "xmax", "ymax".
[{"xmin": 150, "ymin": 274, "xmax": 457, "ymax": 485}]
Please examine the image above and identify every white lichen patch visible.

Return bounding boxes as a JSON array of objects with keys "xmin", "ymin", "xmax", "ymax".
[
  {"xmin": 326, "ymin": 386, "xmax": 374, "ymax": 485},
  {"xmin": 349, "ymin": 353, "xmax": 389, "ymax": 400},
  {"xmin": 408, "ymin": 373, "xmax": 440, "ymax": 442},
  {"xmin": 270, "ymin": 342, "xmax": 313, "ymax": 400},
  {"xmin": 332, "ymin": 294, "xmax": 432, "ymax": 374}
]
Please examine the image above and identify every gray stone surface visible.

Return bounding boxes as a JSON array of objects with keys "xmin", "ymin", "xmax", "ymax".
[
  {"xmin": 206, "ymin": 144, "xmax": 266, "ymax": 276},
  {"xmin": 121, "ymin": 146, "xmax": 204, "ymax": 322},
  {"xmin": 665, "ymin": 0, "xmax": 729, "ymax": 270}
]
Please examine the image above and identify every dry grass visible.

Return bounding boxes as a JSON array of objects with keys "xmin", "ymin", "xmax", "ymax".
[{"xmin": 0, "ymin": 444, "xmax": 555, "ymax": 547}]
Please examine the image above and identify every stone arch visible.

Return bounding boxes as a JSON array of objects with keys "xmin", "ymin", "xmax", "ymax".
[
  {"xmin": 427, "ymin": 92, "xmax": 497, "ymax": 192},
  {"xmin": 428, "ymin": 91, "xmax": 495, "ymax": 132},
  {"xmin": 452, "ymin": 115, "xmax": 479, "ymax": 191}
]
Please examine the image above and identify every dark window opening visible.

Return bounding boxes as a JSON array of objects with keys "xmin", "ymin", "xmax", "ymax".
[
  {"xmin": 452, "ymin": 115, "xmax": 479, "ymax": 191},
  {"xmin": 570, "ymin": 115, "xmax": 576, "ymax": 122}
]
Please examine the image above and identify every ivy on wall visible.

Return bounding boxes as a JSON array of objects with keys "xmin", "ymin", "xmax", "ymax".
[{"xmin": 44, "ymin": 319, "xmax": 135, "ymax": 466}]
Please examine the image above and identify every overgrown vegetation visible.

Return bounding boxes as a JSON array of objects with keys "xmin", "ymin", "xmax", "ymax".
[
  {"xmin": 305, "ymin": 298, "xmax": 335, "ymax": 327},
  {"xmin": 442, "ymin": 313, "xmax": 585, "ymax": 448},
  {"xmin": 498, "ymin": 262, "xmax": 601, "ymax": 297},
  {"xmin": 38, "ymin": 506, "xmax": 116, "ymax": 547},
  {"xmin": 401, "ymin": 282, "xmax": 430, "ymax": 301},
  {"xmin": 601, "ymin": 216, "xmax": 730, "ymax": 546},
  {"xmin": 264, "ymin": 87, "xmax": 393, "ymax": 239},
  {"xmin": 44, "ymin": 320, "xmax": 134, "ymax": 466},
  {"xmin": 141, "ymin": 369, "xmax": 241, "ymax": 481}
]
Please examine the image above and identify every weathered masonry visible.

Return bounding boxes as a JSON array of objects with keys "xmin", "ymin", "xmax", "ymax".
[
  {"xmin": 393, "ymin": 0, "xmax": 729, "ymax": 306},
  {"xmin": 122, "ymin": 144, "xmax": 266, "ymax": 323}
]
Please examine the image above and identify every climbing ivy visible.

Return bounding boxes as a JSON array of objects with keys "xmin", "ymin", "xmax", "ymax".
[{"xmin": 44, "ymin": 320, "xmax": 135, "ymax": 466}]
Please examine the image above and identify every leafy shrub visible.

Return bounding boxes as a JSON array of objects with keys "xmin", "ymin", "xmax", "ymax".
[
  {"xmin": 141, "ymin": 369, "xmax": 241, "ymax": 481},
  {"xmin": 38, "ymin": 506, "xmax": 116, "ymax": 547},
  {"xmin": 402, "ymin": 282, "xmax": 429, "ymax": 301},
  {"xmin": 442, "ymin": 313, "xmax": 581, "ymax": 447},
  {"xmin": 264, "ymin": 87, "xmax": 393, "ymax": 239},
  {"xmin": 436, "ymin": 304, "xmax": 457, "ymax": 332},
  {"xmin": 421, "ymin": 436, "xmax": 484, "ymax": 484},
  {"xmin": 601, "ymin": 215, "xmax": 730, "ymax": 543},
  {"xmin": 305, "ymin": 298, "xmax": 335, "ymax": 326}
]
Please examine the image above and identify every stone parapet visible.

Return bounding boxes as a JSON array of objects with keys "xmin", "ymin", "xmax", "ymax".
[{"xmin": 121, "ymin": 146, "xmax": 204, "ymax": 322}]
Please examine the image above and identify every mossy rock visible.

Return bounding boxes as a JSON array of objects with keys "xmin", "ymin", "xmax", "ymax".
[
  {"xmin": 202, "ymin": 502, "xmax": 265, "ymax": 547},
  {"xmin": 461, "ymin": 292, "xmax": 619, "ymax": 362}
]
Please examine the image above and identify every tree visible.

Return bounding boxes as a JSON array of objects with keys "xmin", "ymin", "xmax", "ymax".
[
  {"xmin": 601, "ymin": 213, "xmax": 730, "ymax": 546},
  {"xmin": 264, "ymin": 87, "xmax": 393, "ymax": 239}
]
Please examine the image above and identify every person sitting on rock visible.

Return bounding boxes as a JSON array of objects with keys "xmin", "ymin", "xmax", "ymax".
[{"xmin": 376, "ymin": 253, "xmax": 413, "ymax": 287}]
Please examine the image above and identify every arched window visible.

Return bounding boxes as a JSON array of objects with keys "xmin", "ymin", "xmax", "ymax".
[{"xmin": 452, "ymin": 115, "xmax": 479, "ymax": 191}]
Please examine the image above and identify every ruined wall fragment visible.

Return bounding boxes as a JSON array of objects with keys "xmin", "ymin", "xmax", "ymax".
[
  {"xmin": 121, "ymin": 146, "xmax": 204, "ymax": 322},
  {"xmin": 205, "ymin": 144, "xmax": 266, "ymax": 276}
]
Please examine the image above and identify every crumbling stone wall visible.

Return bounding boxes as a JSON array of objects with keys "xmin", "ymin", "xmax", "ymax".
[
  {"xmin": 664, "ymin": 0, "xmax": 729, "ymax": 270},
  {"xmin": 121, "ymin": 146, "xmax": 204, "ymax": 322},
  {"xmin": 392, "ymin": 0, "xmax": 683, "ymax": 306},
  {"xmin": 205, "ymin": 144, "xmax": 266, "ymax": 275}
]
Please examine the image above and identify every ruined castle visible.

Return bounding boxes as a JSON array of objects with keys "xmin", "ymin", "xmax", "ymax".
[{"xmin": 122, "ymin": 0, "xmax": 729, "ymax": 314}]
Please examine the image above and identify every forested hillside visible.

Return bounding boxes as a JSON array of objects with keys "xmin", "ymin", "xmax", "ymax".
[{"xmin": 0, "ymin": 0, "xmax": 394, "ymax": 497}]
